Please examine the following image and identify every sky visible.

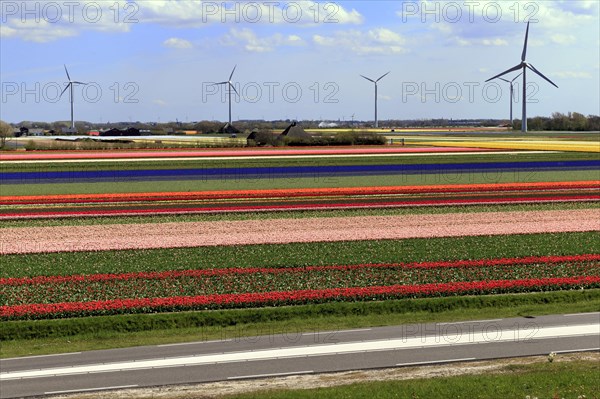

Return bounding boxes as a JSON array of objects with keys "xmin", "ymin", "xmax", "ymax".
[{"xmin": 1, "ymin": 0, "xmax": 599, "ymax": 124}]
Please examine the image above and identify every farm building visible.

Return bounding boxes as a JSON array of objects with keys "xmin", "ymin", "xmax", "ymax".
[
  {"xmin": 99, "ymin": 128, "xmax": 141, "ymax": 136},
  {"xmin": 279, "ymin": 122, "xmax": 312, "ymax": 142},
  {"xmin": 218, "ymin": 123, "xmax": 240, "ymax": 134}
]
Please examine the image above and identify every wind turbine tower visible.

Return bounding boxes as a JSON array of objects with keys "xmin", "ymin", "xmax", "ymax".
[
  {"xmin": 360, "ymin": 72, "xmax": 390, "ymax": 128},
  {"xmin": 486, "ymin": 22, "xmax": 558, "ymax": 132},
  {"xmin": 498, "ymin": 72, "xmax": 522, "ymax": 127},
  {"xmin": 213, "ymin": 65, "xmax": 239, "ymax": 126},
  {"xmin": 60, "ymin": 65, "xmax": 87, "ymax": 131}
]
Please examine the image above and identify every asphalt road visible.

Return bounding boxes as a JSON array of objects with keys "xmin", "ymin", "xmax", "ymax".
[{"xmin": 1, "ymin": 312, "xmax": 598, "ymax": 398}]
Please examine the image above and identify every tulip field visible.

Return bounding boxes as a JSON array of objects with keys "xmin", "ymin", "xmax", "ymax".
[
  {"xmin": 2, "ymin": 255, "xmax": 599, "ymax": 320},
  {"xmin": 0, "ymin": 137, "xmax": 599, "ymax": 352}
]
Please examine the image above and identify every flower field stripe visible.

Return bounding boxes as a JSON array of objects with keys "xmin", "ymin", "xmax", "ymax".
[
  {"xmin": 1, "ymin": 195, "xmax": 598, "ymax": 220},
  {"xmin": 3, "ymin": 254, "xmax": 596, "ymax": 286},
  {"xmin": 2, "ymin": 276, "xmax": 599, "ymax": 319},
  {"xmin": 1, "ymin": 181, "xmax": 598, "ymax": 205},
  {"xmin": 0, "ymin": 147, "xmax": 498, "ymax": 161},
  {"xmin": 1, "ymin": 209, "xmax": 598, "ymax": 254},
  {"xmin": 3, "ymin": 160, "xmax": 599, "ymax": 184},
  {"xmin": 410, "ymin": 140, "xmax": 600, "ymax": 153}
]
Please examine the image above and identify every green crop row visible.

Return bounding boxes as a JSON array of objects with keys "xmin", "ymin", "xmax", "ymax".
[
  {"xmin": 2, "ymin": 232, "xmax": 598, "ymax": 278},
  {"xmin": 2, "ymin": 290, "xmax": 598, "ymax": 343}
]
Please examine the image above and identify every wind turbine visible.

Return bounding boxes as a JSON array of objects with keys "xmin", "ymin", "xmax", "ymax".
[
  {"xmin": 59, "ymin": 65, "xmax": 87, "ymax": 131},
  {"xmin": 360, "ymin": 72, "xmax": 390, "ymax": 128},
  {"xmin": 485, "ymin": 22, "xmax": 558, "ymax": 132},
  {"xmin": 497, "ymin": 72, "xmax": 522, "ymax": 127},
  {"xmin": 213, "ymin": 65, "xmax": 239, "ymax": 126}
]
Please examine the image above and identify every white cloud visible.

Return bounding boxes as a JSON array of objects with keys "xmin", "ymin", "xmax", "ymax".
[
  {"xmin": 551, "ymin": 71, "xmax": 592, "ymax": 79},
  {"xmin": 550, "ymin": 34, "xmax": 576, "ymax": 45},
  {"xmin": 163, "ymin": 38, "xmax": 193, "ymax": 49},
  {"xmin": 221, "ymin": 28, "xmax": 305, "ymax": 52},
  {"xmin": 452, "ymin": 37, "xmax": 508, "ymax": 46},
  {"xmin": 0, "ymin": 20, "xmax": 78, "ymax": 43},
  {"xmin": 313, "ymin": 28, "xmax": 407, "ymax": 55},
  {"xmin": 482, "ymin": 38, "xmax": 508, "ymax": 46},
  {"xmin": 406, "ymin": 1, "xmax": 597, "ymax": 51},
  {"xmin": 1, "ymin": 0, "xmax": 130, "ymax": 42},
  {"xmin": 153, "ymin": 99, "xmax": 168, "ymax": 106},
  {"xmin": 139, "ymin": 1, "xmax": 362, "ymax": 26}
]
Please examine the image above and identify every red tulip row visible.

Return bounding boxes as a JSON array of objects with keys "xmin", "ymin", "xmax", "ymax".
[
  {"xmin": 0, "ymin": 146, "xmax": 491, "ymax": 161},
  {"xmin": 2, "ymin": 181, "xmax": 597, "ymax": 205},
  {"xmin": 2, "ymin": 276, "xmax": 598, "ymax": 320},
  {"xmin": 2, "ymin": 194, "xmax": 598, "ymax": 220},
  {"xmin": 3, "ymin": 254, "xmax": 598, "ymax": 286}
]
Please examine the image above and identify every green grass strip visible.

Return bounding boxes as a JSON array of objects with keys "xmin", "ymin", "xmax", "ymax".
[
  {"xmin": 226, "ymin": 357, "xmax": 599, "ymax": 399},
  {"xmin": 2, "ymin": 232, "xmax": 598, "ymax": 278},
  {"xmin": 1, "ymin": 290, "xmax": 598, "ymax": 358}
]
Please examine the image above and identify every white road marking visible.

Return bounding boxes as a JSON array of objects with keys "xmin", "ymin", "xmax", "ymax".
[
  {"xmin": 157, "ymin": 339, "xmax": 233, "ymax": 347},
  {"xmin": 227, "ymin": 370, "xmax": 313, "ymax": 380},
  {"xmin": 396, "ymin": 357, "xmax": 475, "ymax": 366},
  {"xmin": 2, "ymin": 323, "xmax": 597, "ymax": 381},
  {"xmin": 302, "ymin": 328, "xmax": 373, "ymax": 336},
  {"xmin": 437, "ymin": 319, "xmax": 502, "ymax": 325},
  {"xmin": 563, "ymin": 312, "xmax": 600, "ymax": 317},
  {"xmin": 0, "ymin": 151, "xmax": 555, "ymax": 164},
  {"xmin": 1, "ymin": 352, "xmax": 82, "ymax": 361},
  {"xmin": 553, "ymin": 348, "xmax": 600, "ymax": 354},
  {"xmin": 44, "ymin": 385, "xmax": 138, "ymax": 395}
]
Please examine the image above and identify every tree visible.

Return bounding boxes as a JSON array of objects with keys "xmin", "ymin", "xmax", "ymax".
[
  {"xmin": 570, "ymin": 112, "xmax": 588, "ymax": 131},
  {"xmin": 0, "ymin": 120, "xmax": 14, "ymax": 148}
]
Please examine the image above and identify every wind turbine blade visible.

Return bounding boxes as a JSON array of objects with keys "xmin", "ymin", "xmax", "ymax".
[
  {"xmin": 59, "ymin": 83, "xmax": 70, "ymax": 99},
  {"xmin": 521, "ymin": 21, "xmax": 529, "ymax": 62},
  {"xmin": 229, "ymin": 82, "xmax": 239, "ymax": 96},
  {"xmin": 376, "ymin": 71, "xmax": 390, "ymax": 82},
  {"xmin": 229, "ymin": 65, "xmax": 237, "ymax": 81},
  {"xmin": 526, "ymin": 63, "xmax": 558, "ymax": 88},
  {"xmin": 498, "ymin": 77, "xmax": 510, "ymax": 83},
  {"xmin": 73, "ymin": 81, "xmax": 87, "ymax": 85},
  {"xmin": 360, "ymin": 75, "xmax": 375, "ymax": 83},
  {"xmin": 64, "ymin": 64, "xmax": 71, "ymax": 81},
  {"xmin": 511, "ymin": 72, "xmax": 523, "ymax": 83},
  {"xmin": 485, "ymin": 64, "xmax": 523, "ymax": 82},
  {"xmin": 215, "ymin": 81, "xmax": 228, "ymax": 85}
]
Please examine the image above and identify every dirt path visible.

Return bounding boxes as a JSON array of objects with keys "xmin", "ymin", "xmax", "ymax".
[{"xmin": 1, "ymin": 209, "xmax": 598, "ymax": 254}]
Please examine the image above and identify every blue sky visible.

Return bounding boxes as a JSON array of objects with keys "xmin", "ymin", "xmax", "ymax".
[{"xmin": 1, "ymin": 0, "xmax": 598, "ymax": 124}]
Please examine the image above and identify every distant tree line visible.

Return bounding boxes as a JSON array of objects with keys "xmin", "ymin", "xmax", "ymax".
[
  {"xmin": 0, "ymin": 120, "xmax": 12, "ymax": 148},
  {"xmin": 7, "ymin": 112, "xmax": 600, "ymax": 135},
  {"xmin": 513, "ymin": 112, "xmax": 600, "ymax": 131}
]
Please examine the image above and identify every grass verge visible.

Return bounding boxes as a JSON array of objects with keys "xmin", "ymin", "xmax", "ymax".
[
  {"xmin": 2, "ymin": 290, "xmax": 599, "ymax": 358},
  {"xmin": 225, "ymin": 356, "xmax": 600, "ymax": 399}
]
